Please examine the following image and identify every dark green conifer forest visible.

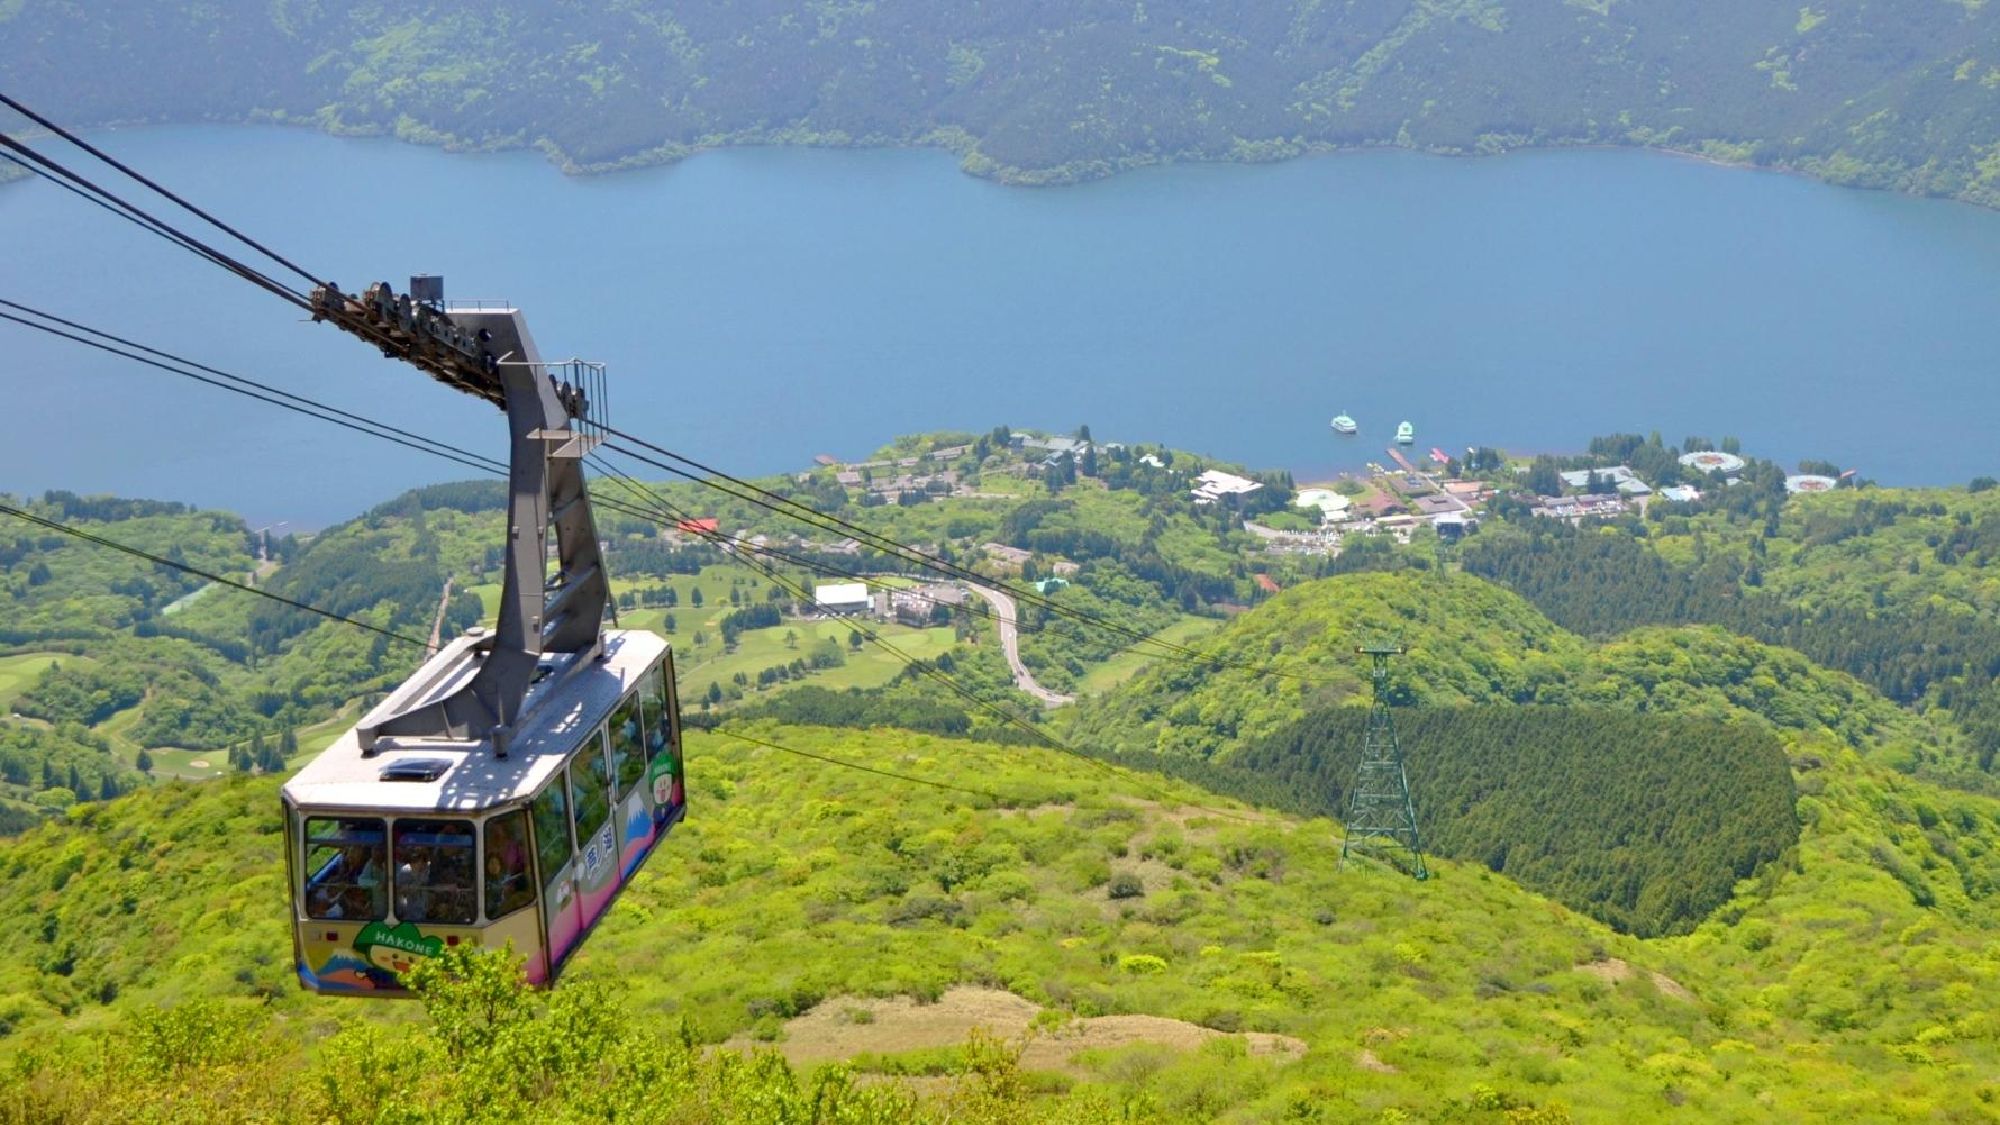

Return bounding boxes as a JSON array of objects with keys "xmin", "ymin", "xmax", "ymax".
[{"xmin": 1232, "ymin": 706, "xmax": 1800, "ymax": 937}]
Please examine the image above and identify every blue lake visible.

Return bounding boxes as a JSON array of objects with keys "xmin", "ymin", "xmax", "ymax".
[{"xmin": 3, "ymin": 128, "xmax": 1999, "ymax": 527}]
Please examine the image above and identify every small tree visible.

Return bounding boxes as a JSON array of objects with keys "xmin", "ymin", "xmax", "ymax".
[
  {"xmin": 848, "ymin": 631, "xmax": 864, "ymax": 651},
  {"xmin": 135, "ymin": 748, "xmax": 154, "ymax": 775},
  {"xmin": 403, "ymin": 945, "xmax": 532, "ymax": 1061}
]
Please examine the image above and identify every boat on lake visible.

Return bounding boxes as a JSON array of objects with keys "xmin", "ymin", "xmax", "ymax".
[
  {"xmin": 1331, "ymin": 413, "xmax": 1358, "ymax": 435},
  {"xmin": 1395, "ymin": 420, "xmax": 1415, "ymax": 445}
]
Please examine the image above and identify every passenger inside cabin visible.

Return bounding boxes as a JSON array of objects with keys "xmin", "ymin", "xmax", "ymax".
[
  {"xmin": 484, "ymin": 811, "xmax": 535, "ymax": 918},
  {"xmin": 303, "ymin": 819, "xmax": 387, "ymax": 921},
  {"xmin": 394, "ymin": 850, "xmax": 433, "ymax": 921},
  {"xmin": 392, "ymin": 819, "xmax": 478, "ymax": 926}
]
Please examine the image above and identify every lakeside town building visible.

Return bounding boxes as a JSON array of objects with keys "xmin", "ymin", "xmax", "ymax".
[{"xmin": 1190, "ymin": 470, "xmax": 1264, "ymax": 504}]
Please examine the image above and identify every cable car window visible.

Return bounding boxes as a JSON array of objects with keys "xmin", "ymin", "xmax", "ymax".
[
  {"xmin": 392, "ymin": 819, "xmax": 476, "ymax": 926},
  {"xmin": 531, "ymin": 781, "xmax": 574, "ymax": 880},
  {"xmin": 569, "ymin": 735, "xmax": 613, "ymax": 842},
  {"xmin": 484, "ymin": 811, "xmax": 535, "ymax": 920},
  {"xmin": 303, "ymin": 817, "xmax": 387, "ymax": 921},
  {"xmin": 648, "ymin": 667, "xmax": 675, "ymax": 763},
  {"xmin": 608, "ymin": 694, "xmax": 645, "ymax": 798}
]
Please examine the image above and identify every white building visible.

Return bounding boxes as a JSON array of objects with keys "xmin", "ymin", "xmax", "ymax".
[
  {"xmin": 1679, "ymin": 450, "xmax": 1747, "ymax": 475},
  {"xmin": 1559, "ymin": 465, "xmax": 1637, "ymax": 491},
  {"xmin": 1191, "ymin": 470, "xmax": 1265, "ymax": 504},
  {"xmin": 1295, "ymin": 487, "xmax": 1354, "ymax": 521},
  {"xmin": 812, "ymin": 582, "xmax": 872, "ymax": 615}
]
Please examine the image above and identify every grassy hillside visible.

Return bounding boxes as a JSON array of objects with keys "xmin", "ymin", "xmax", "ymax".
[
  {"xmin": 0, "ymin": 724, "xmax": 1996, "ymax": 1120},
  {"xmin": 10, "ymin": 2, "xmax": 2000, "ymax": 207},
  {"xmin": 1062, "ymin": 571, "xmax": 1964, "ymax": 773},
  {"xmin": 1461, "ymin": 491, "xmax": 2000, "ymax": 779}
]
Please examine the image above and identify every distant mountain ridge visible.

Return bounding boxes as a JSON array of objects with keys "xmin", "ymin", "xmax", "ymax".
[{"xmin": 7, "ymin": 2, "xmax": 2000, "ymax": 205}]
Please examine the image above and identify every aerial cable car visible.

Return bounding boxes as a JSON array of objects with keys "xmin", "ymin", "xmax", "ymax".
[{"xmin": 282, "ymin": 277, "xmax": 685, "ymax": 995}]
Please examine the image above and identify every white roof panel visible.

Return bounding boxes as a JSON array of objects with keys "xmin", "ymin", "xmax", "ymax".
[{"xmin": 281, "ymin": 629, "xmax": 668, "ymax": 815}]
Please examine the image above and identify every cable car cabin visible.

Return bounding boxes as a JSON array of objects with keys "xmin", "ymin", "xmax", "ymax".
[{"xmin": 280, "ymin": 629, "xmax": 685, "ymax": 996}]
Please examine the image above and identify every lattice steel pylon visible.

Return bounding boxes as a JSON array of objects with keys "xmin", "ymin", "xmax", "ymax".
[{"xmin": 1339, "ymin": 644, "xmax": 1429, "ymax": 880}]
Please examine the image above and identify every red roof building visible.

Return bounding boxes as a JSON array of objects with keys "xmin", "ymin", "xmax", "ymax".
[{"xmin": 674, "ymin": 518, "xmax": 720, "ymax": 535}]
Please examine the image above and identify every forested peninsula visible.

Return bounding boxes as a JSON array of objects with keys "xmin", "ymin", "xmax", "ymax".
[{"xmin": 8, "ymin": 2, "xmax": 2000, "ymax": 206}]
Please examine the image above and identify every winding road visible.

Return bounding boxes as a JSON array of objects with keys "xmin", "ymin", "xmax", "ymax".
[{"xmin": 965, "ymin": 584, "xmax": 1075, "ymax": 708}]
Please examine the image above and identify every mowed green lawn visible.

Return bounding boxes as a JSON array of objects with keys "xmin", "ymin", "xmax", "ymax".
[
  {"xmin": 478, "ymin": 563, "xmax": 770, "ymax": 647},
  {"xmin": 0, "ymin": 653, "xmax": 85, "ymax": 712},
  {"xmin": 681, "ymin": 618, "xmax": 956, "ymax": 702},
  {"xmin": 479, "ymin": 562, "xmax": 944, "ymax": 701},
  {"xmin": 1075, "ymin": 616, "xmax": 1222, "ymax": 696}
]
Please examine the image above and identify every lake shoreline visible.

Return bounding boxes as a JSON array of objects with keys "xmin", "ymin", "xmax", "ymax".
[
  {"xmin": 17, "ymin": 113, "xmax": 1990, "ymax": 218},
  {"xmin": 6, "ymin": 125, "xmax": 1999, "ymax": 523}
]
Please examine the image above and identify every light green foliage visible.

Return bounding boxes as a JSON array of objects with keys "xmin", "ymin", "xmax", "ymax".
[
  {"xmin": 11, "ymin": 454, "xmax": 2000, "ymax": 1115},
  {"xmin": 1075, "ymin": 616, "xmax": 1219, "ymax": 697},
  {"xmin": 4, "ymin": 945, "xmax": 926, "ymax": 1122},
  {"xmin": 0, "ymin": 654, "xmax": 75, "ymax": 712},
  {"xmin": 1063, "ymin": 571, "xmax": 1584, "ymax": 757},
  {"xmin": 1463, "ymin": 487, "xmax": 2000, "ymax": 780},
  {"xmin": 0, "ymin": 725, "xmax": 1997, "ymax": 1118},
  {"xmin": 1067, "ymin": 568, "xmax": 1974, "ymax": 776},
  {"xmin": 1016, "ymin": 563, "xmax": 1184, "ymax": 693}
]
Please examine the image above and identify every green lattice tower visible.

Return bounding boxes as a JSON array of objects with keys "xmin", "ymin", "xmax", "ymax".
[{"xmin": 1339, "ymin": 644, "xmax": 1429, "ymax": 880}]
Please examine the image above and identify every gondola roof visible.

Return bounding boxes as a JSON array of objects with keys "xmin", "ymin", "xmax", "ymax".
[{"xmin": 281, "ymin": 629, "xmax": 667, "ymax": 815}]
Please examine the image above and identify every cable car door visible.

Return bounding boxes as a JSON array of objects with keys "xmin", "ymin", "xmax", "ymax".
[
  {"xmin": 529, "ymin": 780, "xmax": 583, "ymax": 973},
  {"xmin": 567, "ymin": 729, "xmax": 620, "ymax": 932}
]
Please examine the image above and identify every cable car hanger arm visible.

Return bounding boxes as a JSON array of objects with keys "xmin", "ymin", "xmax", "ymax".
[{"xmin": 316, "ymin": 276, "xmax": 613, "ymax": 758}]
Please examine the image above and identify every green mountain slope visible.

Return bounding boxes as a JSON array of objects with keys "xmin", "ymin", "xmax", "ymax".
[
  {"xmin": 1062, "ymin": 571, "xmax": 1585, "ymax": 757},
  {"xmin": 1461, "ymin": 490, "xmax": 2000, "ymax": 778},
  {"xmin": 1056, "ymin": 569, "xmax": 1990, "ymax": 936},
  {"xmin": 1231, "ymin": 707, "xmax": 1800, "ymax": 937},
  {"xmin": 9, "ymin": 2, "xmax": 2000, "ymax": 205},
  {"xmin": 1061, "ymin": 571, "xmax": 1949, "ymax": 766},
  {"xmin": 1, "ymin": 724, "xmax": 1997, "ymax": 1120}
]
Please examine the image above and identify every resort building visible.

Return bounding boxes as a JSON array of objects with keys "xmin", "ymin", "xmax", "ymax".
[
  {"xmin": 1190, "ymin": 470, "xmax": 1265, "ymax": 504},
  {"xmin": 812, "ymin": 582, "xmax": 873, "ymax": 615},
  {"xmin": 1558, "ymin": 465, "xmax": 1638, "ymax": 491},
  {"xmin": 1678, "ymin": 450, "xmax": 1747, "ymax": 475},
  {"xmin": 1295, "ymin": 487, "xmax": 1354, "ymax": 521}
]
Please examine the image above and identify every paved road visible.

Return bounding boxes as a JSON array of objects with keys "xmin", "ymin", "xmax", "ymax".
[
  {"xmin": 965, "ymin": 584, "xmax": 1075, "ymax": 708},
  {"xmin": 425, "ymin": 578, "xmax": 455, "ymax": 656}
]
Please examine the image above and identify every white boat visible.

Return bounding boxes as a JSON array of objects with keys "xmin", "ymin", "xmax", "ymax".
[
  {"xmin": 1395, "ymin": 420, "xmax": 1415, "ymax": 445},
  {"xmin": 1331, "ymin": 413, "xmax": 1358, "ymax": 435}
]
